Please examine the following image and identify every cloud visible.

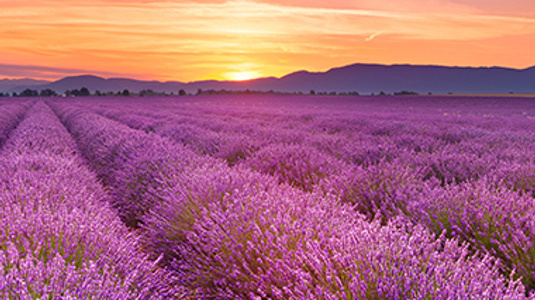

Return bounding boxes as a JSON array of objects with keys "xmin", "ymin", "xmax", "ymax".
[
  {"xmin": 0, "ymin": 63, "xmax": 133, "ymax": 79},
  {"xmin": 1, "ymin": 0, "xmax": 534, "ymax": 81},
  {"xmin": 365, "ymin": 31, "xmax": 384, "ymax": 41}
]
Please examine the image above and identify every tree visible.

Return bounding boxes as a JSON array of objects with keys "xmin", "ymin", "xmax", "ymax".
[
  {"xmin": 140, "ymin": 89, "xmax": 153, "ymax": 97},
  {"xmin": 178, "ymin": 89, "xmax": 186, "ymax": 96},
  {"xmin": 66, "ymin": 89, "xmax": 81, "ymax": 97},
  {"xmin": 122, "ymin": 89, "xmax": 130, "ymax": 97},
  {"xmin": 310, "ymin": 90, "xmax": 316, "ymax": 95},
  {"xmin": 40, "ymin": 89, "xmax": 57, "ymax": 97},
  {"xmin": 394, "ymin": 91, "xmax": 418, "ymax": 96},
  {"xmin": 79, "ymin": 87, "xmax": 90, "ymax": 97},
  {"xmin": 21, "ymin": 89, "xmax": 38, "ymax": 97}
]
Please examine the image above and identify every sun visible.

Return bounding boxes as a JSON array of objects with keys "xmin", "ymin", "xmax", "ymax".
[{"xmin": 224, "ymin": 70, "xmax": 263, "ymax": 81}]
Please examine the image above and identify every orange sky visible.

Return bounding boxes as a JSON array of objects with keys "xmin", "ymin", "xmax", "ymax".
[{"xmin": 1, "ymin": 0, "xmax": 534, "ymax": 81}]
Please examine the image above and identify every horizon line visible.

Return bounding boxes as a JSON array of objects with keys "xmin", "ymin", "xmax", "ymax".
[{"xmin": 2, "ymin": 61, "xmax": 535, "ymax": 83}]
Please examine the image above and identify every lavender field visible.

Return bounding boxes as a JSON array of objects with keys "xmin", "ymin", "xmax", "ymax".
[{"xmin": 2, "ymin": 95, "xmax": 535, "ymax": 299}]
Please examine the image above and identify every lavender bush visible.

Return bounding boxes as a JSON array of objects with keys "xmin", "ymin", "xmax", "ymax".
[
  {"xmin": 0, "ymin": 99, "xmax": 33, "ymax": 147},
  {"xmin": 142, "ymin": 161, "xmax": 530, "ymax": 298},
  {"xmin": 242, "ymin": 143, "xmax": 346, "ymax": 192},
  {"xmin": 0, "ymin": 101, "xmax": 181, "ymax": 298},
  {"xmin": 18, "ymin": 95, "xmax": 534, "ymax": 297},
  {"xmin": 410, "ymin": 179, "xmax": 535, "ymax": 290},
  {"xmin": 48, "ymin": 101, "xmax": 210, "ymax": 227},
  {"xmin": 318, "ymin": 159, "xmax": 427, "ymax": 222}
]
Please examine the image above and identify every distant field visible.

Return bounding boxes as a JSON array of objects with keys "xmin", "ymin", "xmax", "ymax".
[
  {"xmin": 443, "ymin": 93, "xmax": 535, "ymax": 98},
  {"xmin": 2, "ymin": 95, "xmax": 535, "ymax": 298}
]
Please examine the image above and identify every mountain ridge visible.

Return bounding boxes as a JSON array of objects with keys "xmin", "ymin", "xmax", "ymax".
[
  {"xmin": 0, "ymin": 78, "xmax": 51, "ymax": 93},
  {"xmin": 2, "ymin": 63, "xmax": 535, "ymax": 95}
]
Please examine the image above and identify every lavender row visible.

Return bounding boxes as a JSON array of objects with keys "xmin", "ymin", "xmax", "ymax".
[
  {"xmin": 142, "ymin": 161, "xmax": 531, "ymax": 298},
  {"xmin": 315, "ymin": 159, "xmax": 535, "ymax": 289},
  {"xmin": 73, "ymin": 96, "xmax": 535, "ymax": 291},
  {"xmin": 0, "ymin": 99, "xmax": 34, "ymax": 148},
  {"xmin": 48, "ymin": 99, "xmax": 531, "ymax": 298},
  {"xmin": 73, "ymin": 101, "xmax": 372, "ymax": 192},
  {"xmin": 76, "ymin": 97, "xmax": 535, "ymax": 190},
  {"xmin": 0, "ymin": 101, "xmax": 180, "ymax": 299},
  {"xmin": 88, "ymin": 102, "xmax": 253, "ymax": 161},
  {"xmin": 409, "ymin": 179, "xmax": 535, "ymax": 291},
  {"xmin": 69, "ymin": 98, "xmax": 535, "ymax": 223},
  {"xmin": 68, "ymin": 97, "xmax": 535, "ymax": 215},
  {"xmin": 47, "ymin": 99, "xmax": 209, "ymax": 227}
]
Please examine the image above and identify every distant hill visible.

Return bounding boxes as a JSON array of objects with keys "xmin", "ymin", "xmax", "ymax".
[
  {"xmin": 270, "ymin": 64, "xmax": 535, "ymax": 94},
  {"xmin": 32, "ymin": 75, "xmax": 188, "ymax": 95},
  {"xmin": 0, "ymin": 78, "xmax": 50, "ymax": 93},
  {"xmin": 3, "ymin": 63, "xmax": 535, "ymax": 95}
]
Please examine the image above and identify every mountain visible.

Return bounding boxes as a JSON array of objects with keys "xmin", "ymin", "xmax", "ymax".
[
  {"xmin": 249, "ymin": 64, "xmax": 535, "ymax": 94},
  {"xmin": 38, "ymin": 75, "xmax": 188, "ymax": 94},
  {"xmin": 3, "ymin": 63, "xmax": 535, "ymax": 95},
  {"xmin": 0, "ymin": 78, "xmax": 50, "ymax": 93}
]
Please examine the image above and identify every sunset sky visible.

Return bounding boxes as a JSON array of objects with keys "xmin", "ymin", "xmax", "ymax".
[{"xmin": 1, "ymin": 0, "xmax": 534, "ymax": 82}]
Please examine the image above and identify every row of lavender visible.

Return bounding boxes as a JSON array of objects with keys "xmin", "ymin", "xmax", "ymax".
[
  {"xmin": 0, "ymin": 98, "xmax": 34, "ymax": 147},
  {"xmin": 47, "ymin": 97, "xmax": 533, "ymax": 298},
  {"xmin": 68, "ymin": 95, "xmax": 535, "ymax": 292},
  {"xmin": 77, "ymin": 96, "xmax": 535, "ymax": 219},
  {"xmin": 0, "ymin": 101, "xmax": 181, "ymax": 298},
  {"xmin": 79, "ymin": 96, "xmax": 535, "ymax": 185}
]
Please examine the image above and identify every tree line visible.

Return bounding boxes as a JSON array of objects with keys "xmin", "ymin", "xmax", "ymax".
[
  {"xmin": 0, "ymin": 88, "xmax": 189, "ymax": 98},
  {"xmin": 0, "ymin": 87, "xmax": 421, "ymax": 97}
]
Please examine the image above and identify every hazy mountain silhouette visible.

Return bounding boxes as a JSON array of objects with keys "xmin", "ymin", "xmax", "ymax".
[
  {"xmin": 40, "ymin": 75, "xmax": 187, "ymax": 94},
  {"xmin": 3, "ymin": 63, "xmax": 535, "ymax": 95},
  {"xmin": 0, "ymin": 78, "xmax": 50, "ymax": 93}
]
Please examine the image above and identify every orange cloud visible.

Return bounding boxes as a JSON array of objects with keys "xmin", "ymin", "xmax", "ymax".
[{"xmin": 0, "ymin": 0, "xmax": 534, "ymax": 81}]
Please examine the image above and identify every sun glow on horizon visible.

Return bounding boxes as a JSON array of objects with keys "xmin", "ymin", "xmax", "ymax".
[
  {"xmin": 0, "ymin": 0, "xmax": 534, "ymax": 81},
  {"xmin": 223, "ymin": 70, "xmax": 264, "ymax": 81}
]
